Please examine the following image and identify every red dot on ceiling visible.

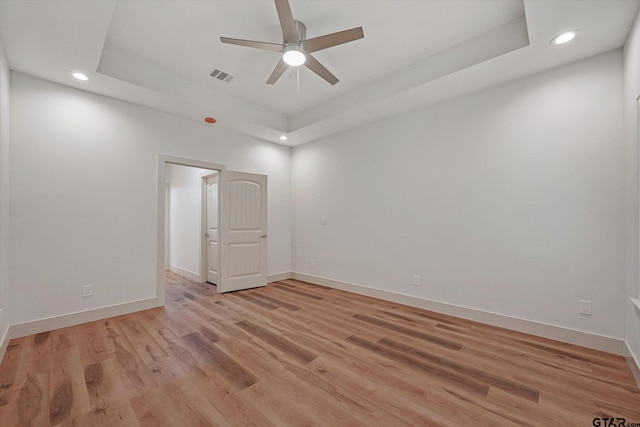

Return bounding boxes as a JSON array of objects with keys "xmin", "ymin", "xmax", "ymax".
[{"xmin": 204, "ymin": 117, "xmax": 217, "ymax": 124}]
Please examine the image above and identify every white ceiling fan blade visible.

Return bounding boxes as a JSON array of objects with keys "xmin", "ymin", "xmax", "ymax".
[
  {"xmin": 302, "ymin": 27, "xmax": 364, "ymax": 53},
  {"xmin": 220, "ymin": 37, "xmax": 283, "ymax": 52},
  {"xmin": 304, "ymin": 54, "xmax": 339, "ymax": 85},
  {"xmin": 267, "ymin": 58, "xmax": 289, "ymax": 84},
  {"xmin": 274, "ymin": 0, "xmax": 299, "ymax": 43}
]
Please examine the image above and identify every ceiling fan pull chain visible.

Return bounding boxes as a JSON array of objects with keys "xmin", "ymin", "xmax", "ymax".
[{"xmin": 297, "ymin": 66, "xmax": 300, "ymax": 92}]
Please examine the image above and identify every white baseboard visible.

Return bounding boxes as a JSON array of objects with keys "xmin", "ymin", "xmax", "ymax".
[
  {"xmin": 624, "ymin": 341, "xmax": 640, "ymax": 389},
  {"xmin": 268, "ymin": 271, "xmax": 292, "ymax": 282},
  {"xmin": 293, "ymin": 272, "xmax": 625, "ymax": 356},
  {"xmin": 0, "ymin": 324, "xmax": 9, "ymax": 365},
  {"xmin": 168, "ymin": 269, "xmax": 291, "ymax": 285},
  {"xmin": 169, "ymin": 265, "xmax": 201, "ymax": 282},
  {"xmin": 10, "ymin": 297, "xmax": 158, "ymax": 339}
]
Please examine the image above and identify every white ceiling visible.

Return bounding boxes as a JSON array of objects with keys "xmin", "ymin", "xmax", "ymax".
[{"xmin": 1, "ymin": 0, "xmax": 638, "ymax": 146}]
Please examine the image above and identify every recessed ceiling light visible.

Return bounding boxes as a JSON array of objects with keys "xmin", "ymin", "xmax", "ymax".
[
  {"xmin": 280, "ymin": 135, "xmax": 288, "ymax": 141},
  {"xmin": 551, "ymin": 31, "xmax": 577, "ymax": 46},
  {"xmin": 72, "ymin": 72, "xmax": 89, "ymax": 81}
]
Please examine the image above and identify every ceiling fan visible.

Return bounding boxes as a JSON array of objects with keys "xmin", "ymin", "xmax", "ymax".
[{"xmin": 220, "ymin": 0, "xmax": 364, "ymax": 85}]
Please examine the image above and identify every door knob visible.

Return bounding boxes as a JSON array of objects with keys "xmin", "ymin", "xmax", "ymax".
[
  {"xmin": 205, "ymin": 233, "xmax": 210, "ymax": 237},
  {"xmin": 261, "ymin": 234, "xmax": 267, "ymax": 238}
]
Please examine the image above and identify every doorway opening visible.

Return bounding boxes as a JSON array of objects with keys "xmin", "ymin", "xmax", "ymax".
[
  {"xmin": 156, "ymin": 155, "xmax": 269, "ymax": 307},
  {"xmin": 157, "ymin": 156, "xmax": 224, "ymax": 306},
  {"xmin": 165, "ymin": 164, "xmax": 218, "ymax": 285}
]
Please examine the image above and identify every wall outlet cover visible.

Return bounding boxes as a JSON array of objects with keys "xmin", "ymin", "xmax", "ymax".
[{"xmin": 579, "ymin": 299, "xmax": 592, "ymax": 316}]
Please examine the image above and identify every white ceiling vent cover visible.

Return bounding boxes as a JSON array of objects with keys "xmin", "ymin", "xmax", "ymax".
[{"xmin": 210, "ymin": 69, "xmax": 234, "ymax": 83}]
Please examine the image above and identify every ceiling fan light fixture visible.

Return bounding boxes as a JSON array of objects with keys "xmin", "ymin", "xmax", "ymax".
[{"xmin": 283, "ymin": 44, "xmax": 306, "ymax": 66}]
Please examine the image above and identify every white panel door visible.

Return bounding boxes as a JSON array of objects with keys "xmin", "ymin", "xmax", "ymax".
[
  {"xmin": 205, "ymin": 174, "xmax": 219, "ymax": 284},
  {"xmin": 219, "ymin": 171, "xmax": 267, "ymax": 293}
]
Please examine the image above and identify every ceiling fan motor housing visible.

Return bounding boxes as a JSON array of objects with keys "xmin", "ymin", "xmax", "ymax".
[{"xmin": 291, "ymin": 20, "xmax": 306, "ymax": 41}]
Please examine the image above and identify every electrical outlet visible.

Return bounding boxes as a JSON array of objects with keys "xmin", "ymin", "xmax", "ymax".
[
  {"xmin": 321, "ymin": 216, "xmax": 327, "ymax": 225},
  {"xmin": 413, "ymin": 274, "xmax": 421, "ymax": 286},
  {"xmin": 579, "ymin": 299, "xmax": 592, "ymax": 315},
  {"xmin": 310, "ymin": 259, "xmax": 315, "ymax": 268},
  {"xmin": 82, "ymin": 285, "xmax": 93, "ymax": 297}
]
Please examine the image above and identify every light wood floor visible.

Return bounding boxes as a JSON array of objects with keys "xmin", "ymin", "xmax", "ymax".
[{"xmin": 0, "ymin": 272, "xmax": 639, "ymax": 426}]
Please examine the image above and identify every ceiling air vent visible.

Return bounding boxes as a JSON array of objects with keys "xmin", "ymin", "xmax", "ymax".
[{"xmin": 210, "ymin": 69, "xmax": 234, "ymax": 83}]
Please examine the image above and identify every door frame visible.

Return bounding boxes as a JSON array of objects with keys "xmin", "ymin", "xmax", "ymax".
[
  {"xmin": 156, "ymin": 155, "xmax": 226, "ymax": 307},
  {"xmin": 200, "ymin": 171, "xmax": 219, "ymax": 283},
  {"xmin": 164, "ymin": 182, "xmax": 170, "ymax": 271}
]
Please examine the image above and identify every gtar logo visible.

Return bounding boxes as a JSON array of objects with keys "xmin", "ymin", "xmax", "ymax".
[{"xmin": 592, "ymin": 418, "xmax": 627, "ymax": 427}]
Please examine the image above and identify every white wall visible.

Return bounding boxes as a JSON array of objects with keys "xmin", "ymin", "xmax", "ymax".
[
  {"xmin": 624, "ymin": 11, "xmax": 640, "ymax": 370},
  {"xmin": 292, "ymin": 50, "xmax": 625, "ymax": 339},
  {"xmin": 9, "ymin": 72, "xmax": 292, "ymax": 325},
  {"xmin": 167, "ymin": 164, "xmax": 209, "ymax": 279},
  {"xmin": 0, "ymin": 35, "xmax": 10, "ymax": 341}
]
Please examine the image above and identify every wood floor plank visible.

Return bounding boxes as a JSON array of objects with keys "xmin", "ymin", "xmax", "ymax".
[
  {"xmin": 486, "ymin": 387, "xmax": 586, "ymax": 427},
  {"xmin": 333, "ymin": 336, "xmax": 529, "ymax": 427},
  {"xmin": 1, "ymin": 370, "xmax": 51, "ymax": 427},
  {"xmin": 0, "ymin": 340, "xmax": 24, "ymax": 406},
  {"xmin": 100, "ymin": 320, "xmax": 158, "ymax": 394},
  {"xmin": 18, "ymin": 333, "xmax": 50, "ymax": 370},
  {"xmin": 346, "ymin": 334, "xmax": 490, "ymax": 397},
  {"xmin": 235, "ymin": 320, "xmax": 318, "ymax": 364},
  {"xmin": 49, "ymin": 350, "xmax": 91, "ymax": 425},
  {"xmin": 302, "ymin": 356, "xmax": 453, "ymax": 426},
  {"xmin": 352, "ymin": 313, "xmax": 463, "ymax": 350},
  {"xmin": 459, "ymin": 338, "xmax": 639, "ymax": 410},
  {"xmin": 231, "ymin": 292, "xmax": 279, "ymax": 310},
  {"xmin": 271, "ymin": 283, "xmax": 324, "ymax": 300},
  {"xmin": 181, "ymin": 332, "xmax": 258, "ymax": 390},
  {"xmin": 242, "ymin": 362, "xmax": 367, "ymax": 426},
  {"xmin": 68, "ymin": 400, "xmax": 140, "ymax": 427},
  {"xmin": 0, "ymin": 273, "xmax": 639, "ymax": 426},
  {"xmin": 194, "ymin": 376, "xmax": 277, "ymax": 427},
  {"xmin": 155, "ymin": 306, "xmax": 199, "ymax": 338},
  {"xmin": 378, "ymin": 336, "xmax": 540, "ymax": 402},
  {"xmin": 218, "ymin": 338, "xmax": 366, "ymax": 426},
  {"xmin": 77, "ymin": 323, "xmax": 110, "ymax": 367},
  {"xmin": 156, "ymin": 328, "xmax": 209, "ymax": 379},
  {"xmin": 204, "ymin": 337, "xmax": 300, "ymax": 423},
  {"xmin": 49, "ymin": 328, "xmax": 74, "ymax": 353},
  {"xmin": 130, "ymin": 379, "xmax": 227, "ymax": 427},
  {"xmin": 170, "ymin": 300, "xmax": 231, "ymax": 341},
  {"xmin": 249, "ymin": 291, "xmax": 301, "ymax": 311},
  {"xmin": 116, "ymin": 316, "xmax": 168, "ymax": 365},
  {"xmin": 84, "ymin": 358, "xmax": 129, "ymax": 410}
]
